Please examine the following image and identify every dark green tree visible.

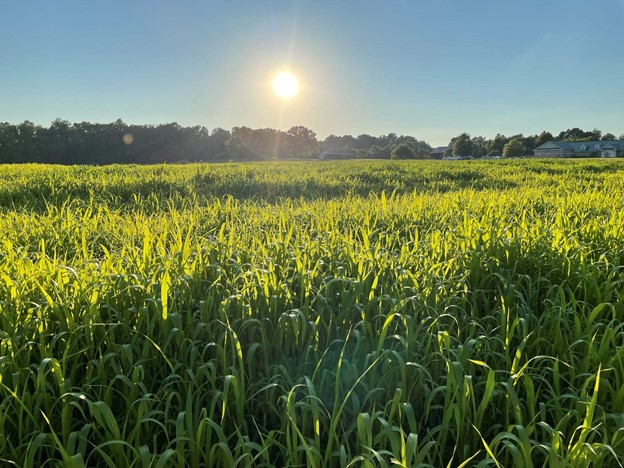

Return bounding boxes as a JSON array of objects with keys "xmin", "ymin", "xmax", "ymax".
[
  {"xmin": 522, "ymin": 135, "xmax": 536, "ymax": 153},
  {"xmin": 367, "ymin": 145, "xmax": 391, "ymax": 159},
  {"xmin": 503, "ymin": 138, "xmax": 525, "ymax": 157},
  {"xmin": 286, "ymin": 125, "xmax": 318, "ymax": 159},
  {"xmin": 557, "ymin": 128, "xmax": 602, "ymax": 141},
  {"xmin": 355, "ymin": 134, "xmax": 375, "ymax": 150},
  {"xmin": 415, "ymin": 147, "xmax": 430, "ymax": 159},
  {"xmin": 471, "ymin": 136, "xmax": 488, "ymax": 158},
  {"xmin": 323, "ymin": 134, "xmax": 356, "ymax": 150},
  {"xmin": 203, "ymin": 128, "xmax": 230, "ymax": 160},
  {"xmin": 0, "ymin": 120, "xmax": 434, "ymax": 165},
  {"xmin": 535, "ymin": 131, "xmax": 554, "ymax": 147},
  {"xmin": 391, "ymin": 143, "xmax": 416, "ymax": 159},
  {"xmin": 488, "ymin": 134, "xmax": 508, "ymax": 155},
  {"xmin": 452, "ymin": 133, "xmax": 473, "ymax": 156}
]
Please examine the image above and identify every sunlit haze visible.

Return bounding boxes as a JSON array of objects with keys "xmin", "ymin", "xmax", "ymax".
[{"xmin": 2, "ymin": 0, "xmax": 624, "ymax": 145}]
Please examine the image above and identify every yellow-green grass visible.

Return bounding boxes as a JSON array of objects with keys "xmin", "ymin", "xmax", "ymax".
[{"xmin": 0, "ymin": 159, "xmax": 623, "ymax": 466}]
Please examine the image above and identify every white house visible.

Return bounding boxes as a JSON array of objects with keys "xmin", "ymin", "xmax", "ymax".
[{"xmin": 533, "ymin": 140, "xmax": 624, "ymax": 158}]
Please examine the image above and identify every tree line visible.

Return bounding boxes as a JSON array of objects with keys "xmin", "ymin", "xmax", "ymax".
[
  {"xmin": 4, "ymin": 119, "xmax": 619, "ymax": 163},
  {"xmin": 446, "ymin": 128, "xmax": 624, "ymax": 158},
  {"xmin": 0, "ymin": 119, "xmax": 431, "ymax": 164}
]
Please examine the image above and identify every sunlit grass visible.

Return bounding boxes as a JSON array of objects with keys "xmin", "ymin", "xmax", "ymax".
[{"xmin": 0, "ymin": 159, "xmax": 623, "ymax": 466}]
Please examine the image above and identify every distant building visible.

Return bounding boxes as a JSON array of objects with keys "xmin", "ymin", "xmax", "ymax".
[
  {"xmin": 533, "ymin": 140, "xmax": 624, "ymax": 158},
  {"xmin": 429, "ymin": 146, "xmax": 449, "ymax": 159},
  {"xmin": 319, "ymin": 148, "xmax": 355, "ymax": 160}
]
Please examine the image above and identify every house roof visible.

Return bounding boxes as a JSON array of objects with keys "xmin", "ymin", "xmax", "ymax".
[
  {"xmin": 321, "ymin": 148, "xmax": 355, "ymax": 155},
  {"xmin": 430, "ymin": 146, "xmax": 449, "ymax": 153},
  {"xmin": 534, "ymin": 140, "xmax": 624, "ymax": 152}
]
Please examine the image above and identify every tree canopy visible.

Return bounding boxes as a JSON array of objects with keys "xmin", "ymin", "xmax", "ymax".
[
  {"xmin": 535, "ymin": 131, "xmax": 554, "ymax": 147},
  {"xmin": 391, "ymin": 143, "xmax": 416, "ymax": 160},
  {"xmin": 1, "ymin": 119, "xmax": 621, "ymax": 164},
  {"xmin": 0, "ymin": 120, "xmax": 431, "ymax": 164},
  {"xmin": 556, "ymin": 128, "xmax": 602, "ymax": 141},
  {"xmin": 502, "ymin": 138, "xmax": 525, "ymax": 157},
  {"xmin": 451, "ymin": 133, "xmax": 473, "ymax": 156}
]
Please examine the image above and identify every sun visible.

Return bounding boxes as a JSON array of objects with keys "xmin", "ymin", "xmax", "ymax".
[{"xmin": 272, "ymin": 71, "xmax": 299, "ymax": 99}]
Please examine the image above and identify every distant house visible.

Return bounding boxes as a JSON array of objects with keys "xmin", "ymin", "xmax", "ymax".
[
  {"xmin": 430, "ymin": 146, "xmax": 449, "ymax": 159},
  {"xmin": 319, "ymin": 148, "xmax": 355, "ymax": 160},
  {"xmin": 533, "ymin": 140, "xmax": 624, "ymax": 158}
]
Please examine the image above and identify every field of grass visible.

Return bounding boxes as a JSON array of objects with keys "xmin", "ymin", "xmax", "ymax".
[{"xmin": 0, "ymin": 159, "xmax": 623, "ymax": 466}]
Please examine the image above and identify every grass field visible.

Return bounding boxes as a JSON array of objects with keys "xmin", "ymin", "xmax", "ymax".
[{"xmin": 0, "ymin": 159, "xmax": 623, "ymax": 466}]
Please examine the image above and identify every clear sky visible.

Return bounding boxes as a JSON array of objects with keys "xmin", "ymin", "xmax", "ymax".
[{"xmin": 2, "ymin": 0, "xmax": 623, "ymax": 146}]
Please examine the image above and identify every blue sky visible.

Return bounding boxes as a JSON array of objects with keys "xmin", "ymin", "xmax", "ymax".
[{"xmin": 1, "ymin": 1, "xmax": 623, "ymax": 145}]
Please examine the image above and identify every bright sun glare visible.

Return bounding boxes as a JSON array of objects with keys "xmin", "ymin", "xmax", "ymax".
[{"xmin": 272, "ymin": 71, "xmax": 299, "ymax": 99}]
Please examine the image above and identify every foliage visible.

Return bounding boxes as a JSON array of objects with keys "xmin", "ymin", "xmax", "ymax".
[
  {"xmin": 535, "ymin": 130, "xmax": 554, "ymax": 147},
  {"xmin": 0, "ymin": 119, "xmax": 230, "ymax": 164},
  {"xmin": 471, "ymin": 136, "xmax": 488, "ymax": 158},
  {"xmin": 0, "ymin": 121, "xmax": 431, "ymax": 164},
  {"xmin": 557, "ymin": 127, "xmax": 602, "ymax": 141},
  {"xmin": 489, "ymin": 134, "xmax": 508, "ymax": 155},
  {"xmin": 522, "ymin": 134, "xmax": 536, "ymax": 152},
  {"xmin": 286, "ymin": 125, "xmax": 319, "ymax": 159},
  {"xmin": 502, "ymin": 138, "xmax": 525, "ymax": 157},
  {"xmin": 391, "ymin": 142, "xmax": 416, "ymax": 159},
  {"xmin": 0, "ymin": 160, "xmax": 623, "ymax": 466},
  {"xmin": 451, "ymin": 132, "xmax": 473, "ymax": 156}
]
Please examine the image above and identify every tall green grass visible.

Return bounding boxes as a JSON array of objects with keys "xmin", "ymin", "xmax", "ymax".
[{"xmin": 0, "ymin": 159, "xmax": 623, "ymax": 466}]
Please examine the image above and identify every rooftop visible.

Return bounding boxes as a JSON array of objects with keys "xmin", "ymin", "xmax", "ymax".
[
  {"xmin": 535, "ymin": 140, "xmax": 624, "ymax": 151},
  {"xmin": 321, "ymin": 148, "xmax": 355, "ymax": 155},
  {"xmin": 431, "ymin": 146, "xmax": 449, "ymax": 153}
]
